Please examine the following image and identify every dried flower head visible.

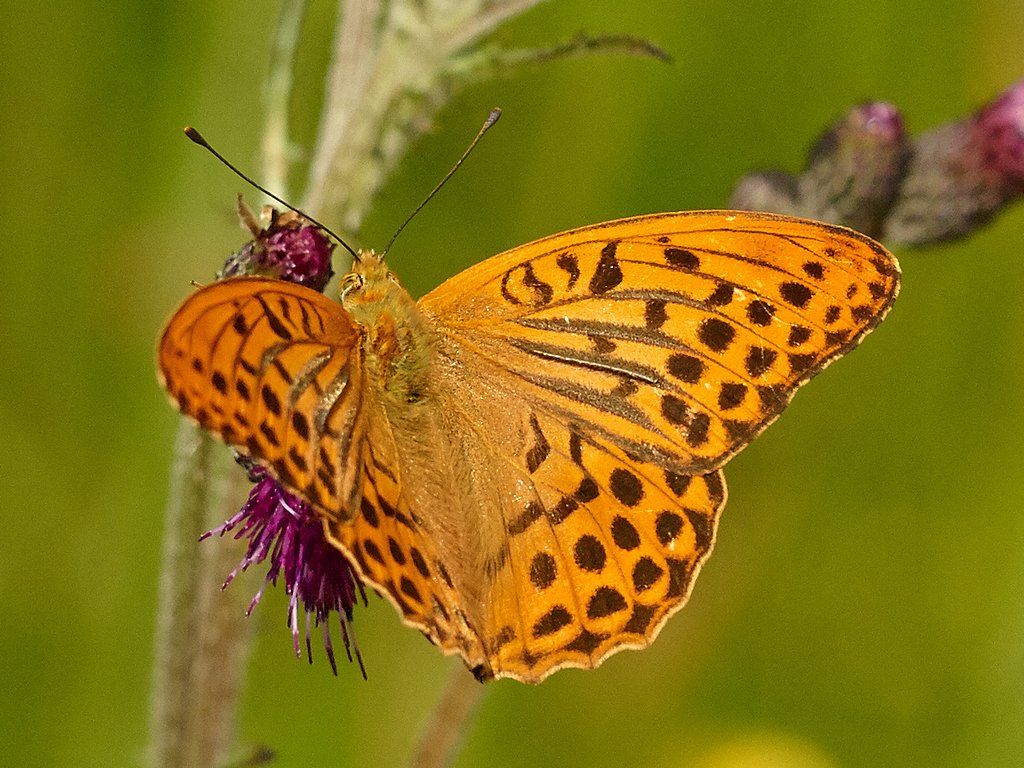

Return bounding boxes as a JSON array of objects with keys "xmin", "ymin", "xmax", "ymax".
[{"xmin": 883, "ymin": 78, "xmax": 1024, "ymax": 244}]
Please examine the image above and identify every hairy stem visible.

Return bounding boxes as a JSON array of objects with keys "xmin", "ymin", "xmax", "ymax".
[
  {"xmin": 445, "ymin": 0, "xmax": 545, "ymax": 53},
  {"xmin": 303, "ymin": 0, "xmax": 381, "ymax": 228},
  {"xmin": 148, "ymin": 422, "xmax": 248, "ymax": 768},
  {"xmin": 262, "ymin": 0, "xmax": 308, "ymax": 195}
]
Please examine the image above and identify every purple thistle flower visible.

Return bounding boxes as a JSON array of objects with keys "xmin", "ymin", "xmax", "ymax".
[
  {"xmin": 883, "ymin": 78, "xmax": 1024, "ymax": 245},
  {"xmin": 202, "ymin": 462, "xmax": 367, "ymax": 677},
  {"xmin": 220, "ymin": 203, "xmax": 335, "ymax": 290}
]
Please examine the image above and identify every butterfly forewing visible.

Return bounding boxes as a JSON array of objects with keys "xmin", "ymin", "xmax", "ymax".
[
  {"xmin": 419, "ymin": 211, "xmax": 900, "ymax": 475},
  {"xmin": 158, "ymin": 278, "xmax": 367, "ymax": 514},
  {"xmin": 414, "ymin": 210, "xmax": 898, "ymax": 680},
  {"xmin": 160, "ymin": 277, "xmax": 491, "ymax": 670}
]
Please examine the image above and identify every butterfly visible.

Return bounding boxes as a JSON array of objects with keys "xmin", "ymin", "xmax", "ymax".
[{"xmin": 158, "ymin": 210, "xmax": 899, "ymax": 683}]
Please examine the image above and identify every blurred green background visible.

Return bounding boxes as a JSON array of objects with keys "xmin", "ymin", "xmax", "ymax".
[{"xmin": 3, "ymin": 1, "xmax": 1023, "ymax": 766}]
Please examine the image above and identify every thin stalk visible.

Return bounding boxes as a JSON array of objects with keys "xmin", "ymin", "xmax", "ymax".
[
  {"xmin": 147, "ymin": 421, "xmax": 248, "ymax": 768},
  {"xmin": 303, "ymin": 0, "xmax": 381, "ymax": 219},
  {"xmin": 262, "ymin": 0, "xmax": 308, "ymax": 195},
  {"xmin": 408, "ymin": 664, "xmax": 488, "ymax": 768},
  {"xmin": 444, "ymin": 0, "xmax": 545, "ymax": 55},
  {"xmin": 184, "ymin": 469, "xmax": 257, "ymax": 767},
  {"xmin": 147, "ymin": 422, "xmax": 211, "ymax": 768}
]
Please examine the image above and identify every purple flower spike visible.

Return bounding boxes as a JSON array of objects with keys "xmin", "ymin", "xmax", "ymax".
[
  {"xmin": 203, "ymin": 464, "xmax": 367, "ymax": 677},
  {"xmin": 220, "ymin": 205, "xmax": 335, "ymax": 291}
]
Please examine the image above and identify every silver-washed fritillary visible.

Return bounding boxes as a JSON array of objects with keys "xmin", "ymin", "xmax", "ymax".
[{"xmin": 158, "ymin": 210, "xmax": 899, "ymax": 682}]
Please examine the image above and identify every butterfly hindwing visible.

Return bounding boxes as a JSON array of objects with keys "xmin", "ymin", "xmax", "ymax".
[
  {"xmin": 325, "ymin": 395, "xmax": 488, "ymax": 669},
  {"xmin": 481, "ymin": 410, "xmax": 727, "ymax": 682},
  {"xmin": 420, "ymin": 333, "xmax": 729, "ymax": 682}
]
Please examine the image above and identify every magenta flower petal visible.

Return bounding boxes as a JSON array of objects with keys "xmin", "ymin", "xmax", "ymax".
[
  {"xmin": 203, "ymin": 465, "xmax": 367, "ymax": 677},
  {"xmin": 973, "ymin": 78, "xmax": 1024, "ymax": 188},
  {"xmin": 261, "ymin": 226, "xmax": 336, "ymax": 290}
]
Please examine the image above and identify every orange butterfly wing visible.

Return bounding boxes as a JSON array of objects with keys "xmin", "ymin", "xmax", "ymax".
[
  {"xmin": 157, "ymin": 278, "xmax": 367, "ymax": 515},
  {"xmin": 417, "ymin": 211, "xmax": 899, "ymax": 680},
  {"xmin": 322, "ymin": 392, "xmax": 489, "ymax": 668},
  {"xmin": 158, "ymin": 277, "xmax": 487, "ymax": 665},
  {"xmin": 419, "ymin": 211, "xmax": 899, "ymax": 474}
]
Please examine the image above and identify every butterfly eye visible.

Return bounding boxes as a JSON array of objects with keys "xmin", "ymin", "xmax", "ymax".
[{"xmin": 339, "ymin": 271, "xmax": 365, "ymax": 298}]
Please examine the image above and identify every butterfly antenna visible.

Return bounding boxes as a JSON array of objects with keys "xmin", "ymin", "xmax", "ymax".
[
  {"xmin": 183, "ymin": 126, "xmax": 360, "ymax": 261},
  {"xmin": 382, "ymin": 107, "xmax": 502, "ymax": 258}
]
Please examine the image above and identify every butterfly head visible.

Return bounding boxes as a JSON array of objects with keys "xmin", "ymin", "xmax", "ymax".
[
  {"xmin": 338, "ymin": 248, "xmax": 432, "ymax": 397},
  {"xmin": 339, "ymin": 249, "xmax": 410, "ymax": 325}
]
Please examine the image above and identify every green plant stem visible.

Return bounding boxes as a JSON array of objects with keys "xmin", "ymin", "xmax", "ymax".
[
  {"xmin": 147, "ymin": 422, "xmax": 211, "ymax": 768},
  {"xmin": 302, "ymin": 0, "xmax": 548, "ymax": 231},
  {"xmin": 185, "ymin": 468, "xmax": 256, "ymax": 767},
  {"xmin": 302, "ymin": 0, "xmax": 382, "ymax": 229},
  {"xmin": 408, "ymin": 664, "xmax": 488, "ymax": 768},
  {"xmin": 262, "ymin": 0, "xmax": 307, "ymax": 195},
  {"xmin": 147, "ymin": 420, "xmax": 250, "ymax": 768},
  {"xmin": 148, "ymin": 2, "xmax": 318, "ymax": 760},
  {"xmin": 445, "ymin": 0, "xmax": 545, "ymax": 53}
]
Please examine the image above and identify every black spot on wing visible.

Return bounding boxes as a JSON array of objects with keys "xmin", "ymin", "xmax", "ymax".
[
  {"xmin": 525, "ymin": 413, "xmax": 550, "ymax": 473},
  {"xmin": 556, "ymin": 252, "xmax": 580, "ymax": 288},
  {"xmin": 664, "ymin": 247, "xmax": 699, "ymax": 270},
  {"xmin": 589, "ymin": 242, "xmax": 623, "ymax": 295}
]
